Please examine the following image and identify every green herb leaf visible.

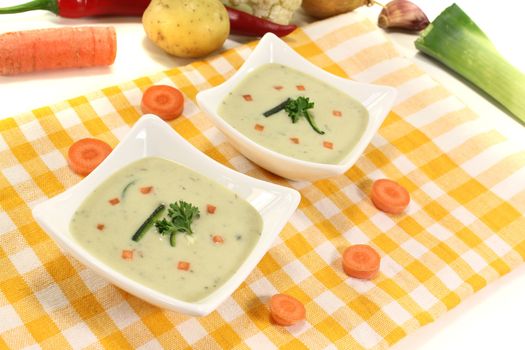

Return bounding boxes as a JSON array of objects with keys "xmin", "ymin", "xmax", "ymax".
[
  {"xmin": 282, "ymin": 97, "xmax": 325, "ymax": 134},
  {"xmin": 153, "ymin": 200, "xmax": 200, "ymax": 247}
]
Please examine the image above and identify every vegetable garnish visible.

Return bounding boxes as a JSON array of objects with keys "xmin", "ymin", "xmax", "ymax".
[
  {"xmin": 269, "ymin": 294, "xmax": 306, "ymax": 326},
  {"xmin": 207, "ymin": 204, "xmax": 216, "ymax": 214},
  {"xmin": 140, "ymin": 186, "xmax": 153, "ymax": 194},
  {"xmin": 263, "ymin": 98, "xmax": 290, "ymax": 117},
  {"xmin": 121, "ymin": 181, "xmax": 136, "ymax": 199},
  {"xmin": 177, "ymin": 261, "xmax": 190, "ymax": 271},
  {"xmin": 96, "ymin": 224, "xmax": 105, "ymax": 231},
  {"xmin": 108, "ymin": 198, "xmax": 120, "ymax": 206},
  {"xmin": 254, "ymin": 124, "xmax": 265, "ymax": 132},
  {"xmin": 296, "ymin": 85, "xmax": 305, "ymax": 91},
  {"xmin": 121, "ymin": 249, "xmax": 134, "ymax": 260},
  {"xmin": 342, "ymin": 245, "xmax": 381, "ymax": 280},
  {"xmin": 323, "ymin": 141, "xmax": 334, "ymax": 149},
  {"xmin": 371, "ymin": 179, "xmax": 410, "ymax": 214},
  {"xmin": 263, "ymin": 97, "xmax": 325, "ymax": 135},
  {"xmin": 154, "ymin": 201, "xmax": 201, "ymax": 247},
  {"xmin": 290, "ymin": 137, "xmax": 300, "ymax": 144},
  {"xmin": 415, "ymin": 4, "xmax": 525, "ymax": 124},
  {"xmin": 212, "ymin": 235, "xmax": 224, "ymax": 244},
  {"xmin": 332, "ymin": 110, "xmax": 342, "ymax": 117},
  {"xmin": 131, "ymin": 204, "xmax": 166, "ymax": 242},
  {"xmin": 67, "ymin": 138, "xmax": 112, "ymax": 176},
  {"xmin": 243, "ymin": 94, "xmax": 253, "ymax": 101}
]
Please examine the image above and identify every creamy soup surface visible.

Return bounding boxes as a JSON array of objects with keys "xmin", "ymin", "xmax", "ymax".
[
  {"xmin": 70, "ymin": 157, "xmax": 263, "ymax": 302},
  {"xmin": 218, "ymin": 63, "xmax": 369, "ymax": 164}
]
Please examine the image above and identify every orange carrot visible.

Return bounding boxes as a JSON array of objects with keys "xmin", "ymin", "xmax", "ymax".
[
  {"xmin": 342, "ymin": 245, "xmax": 381, "ymax": 280},
  {"xmin": 177, "ymin": 261, "xmax": 190, "ymax": 271},
  {"xmin": 273, "ymin": 85, "xmax": 283, "ymax": 90},
  {"xmin": 269, "ymin": 294, "xmax": 306, "ymax": 326},
  {"xmin": 108, "ymin": 198, "xmax": 120, "ymax": 206},
  {"xmin": 290, "ymin": 137, "xmax": 300, "ymax": 144},
  {"xmin": 141, "ymin": 85, "xmax": 184, "ymax": 121},
  {"xmin": 207, "ymin": 204, "xmax": 216, "ymax": 214},
  {"xmin": 212, "ymin": 235, "xmax": 224, "ymax": 244},
  {"xmin": 332, "ymin": 110, "xmax": 342, "ymax": 117},
  {"xmin": 140, "ymin": 186, "xmax": 153, "ymax": 194},
  {"xmin": 67, "ymin": 138, "xmax": 112, "ymax": 176},
  {"xmin": 254, "ymin": 124, "xmax": 265, "ymax": 131},
  {"xmin": 296, "ymin": 85, "xmax": 305, "ymax": 91},
  {"xmin": 121, "ymin": 249, "xmax": 133, "ymax": 260},
  {"xmin": 242, "ymin": 94, "xmax": 253, "ymax": 101},
  {"xmin": 96, "ymin": 224, "xmax": 105, "ymax": 231},
  {"xmin": 0, "ymin": 26, "xmax": 116, "ymax": 75},
  {"xmin": 323, "ymin": 141, "xmax": 333, "ymax": 149},
  {"xmin": 371, "ymin": 179, "xmax": 410, "ymax": 214}
]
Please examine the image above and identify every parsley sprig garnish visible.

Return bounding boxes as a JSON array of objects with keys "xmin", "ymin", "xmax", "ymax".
[
  {"xmin": 263, "ymin": 96, "xmax": 325, "ymax": 135},
  {"xmin": 154, "ymin": 201, "xmax": 200, "ymax": 247}
]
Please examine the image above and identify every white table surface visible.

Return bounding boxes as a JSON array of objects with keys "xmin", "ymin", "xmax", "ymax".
[{"xmin": 1, "ymin": 1, "xmax": 524, "ymax": 349}]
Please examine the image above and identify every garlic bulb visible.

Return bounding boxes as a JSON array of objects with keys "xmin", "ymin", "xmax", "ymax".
[{"xmin": 378, "ymin": 0, "xmax": 430, "ymax": 31}]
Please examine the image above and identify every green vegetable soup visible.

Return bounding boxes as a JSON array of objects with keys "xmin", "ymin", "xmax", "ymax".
[
  {"xmin": 70, "ymin": 157, "xmax": 263, "ymax": 302},
  {"xmin": 218, "ymin": 63, "xmax": 369, "ymax": 164}
]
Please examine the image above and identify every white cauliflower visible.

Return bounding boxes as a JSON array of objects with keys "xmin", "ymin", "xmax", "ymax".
[{"xmin": 221, "ymin": 0, "xmax": 301, "ymax": 24}]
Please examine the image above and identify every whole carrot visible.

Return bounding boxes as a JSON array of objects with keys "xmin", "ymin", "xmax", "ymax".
[{"xmin": 0, "ymin": 26, "xmax": 116, "ymax": 75}]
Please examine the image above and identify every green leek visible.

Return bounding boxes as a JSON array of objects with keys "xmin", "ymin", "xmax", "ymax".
[{"xmin": 415, "ymin": 3, "xmax": 525, "ymax": 124}]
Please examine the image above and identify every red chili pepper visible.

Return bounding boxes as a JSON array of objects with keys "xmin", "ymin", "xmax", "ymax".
[
  {"xmin": 225, "ymin": 7, "xmax": 297, "ymax": 37},
  {"xmin": 0, "ymin": 1, "xmax": 297, "ymax": 37},
  {"xmin": 0, "ymin": 0, "xmax": 151, "ymax": 18}
]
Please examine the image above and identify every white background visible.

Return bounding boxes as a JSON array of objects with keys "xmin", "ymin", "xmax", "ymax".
[{"xmin": 1, "ymin": 1, "xmax": 525, "ymax": 349}]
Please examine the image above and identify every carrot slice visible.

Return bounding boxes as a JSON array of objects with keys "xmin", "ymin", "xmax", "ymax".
[
  {"xmin": 332, "ymin": 110, "xmax": 342, "ymax": 117},
  {"xmin": 342, "ymin": 245, "xmax": 381, "ymax": 280},
  {"xmin": 254, "ymin": 123, "xmax": 265, "ymax": 131},
  {"xmin": 67, "ymin": 138, "xmax": 112, "ymax": 176},
  {"xmin": 141, "ymin": 85, "xmax": 184, "ymax": 121},
  {"xmin": 121, "ymin": 250, "xmax": 133, "ymax": 260},
  {"xmin": 296, "ymin": 85, "xmax": 305, "ymax": 91},
  {"xmin": 207, "ymin": 204, "xmax": 216, "ymax": 214},
  {"xmin": 371, "ymin": 179, "xmax": 410, "ymax": 214},
  {"xmin": 177, "ymin": 261, "xmax": 190, "ymax": 271},
  {"xmin": 140, "ymin": 186, "xmax": 153, "ymax": 194},
  {"xmin": 273, "ymin": 85, "xmax": 283, "ymax": 91},
  {"xmin": 212, "ymin": 235, "xmax": 224, "ymax": 244},
  {"xmin": 290, "ymin": 137, "xmax": 300, "ymax": 144},
  {"xmin": 242, "ymin": 94, "xmax": 253, "ymax": 101},
  {"xmin": 269, "ymin": 294, "xmax": 306, "ymax": 326},
  {"xmin": 96, "ymin": 224, "xmax": 105, "ymax": 231}
]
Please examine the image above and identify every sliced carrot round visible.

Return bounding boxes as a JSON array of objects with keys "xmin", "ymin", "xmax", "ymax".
[
  {"xmin": 141, "ymin": 85, "xmax": 184, "ymax": 121},
  {"xmin": 342, "ymin": 244, "xmax": 381, "ymax": 280},
  {"xmin": 67, "ymin": 138, "xmax": 112, "ymax": 176},
  {"xmin": 269, "ymin": 294, "xmax": 305, "ymax": 326},
  {"xmin": 371, "ymin": 179, "xmax": 410, "ymax": 214}
]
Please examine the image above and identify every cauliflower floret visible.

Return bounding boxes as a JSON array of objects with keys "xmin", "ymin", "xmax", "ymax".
[{"xmin": 222, "ymin": 0, "xmax": 301, "ymax": 25}]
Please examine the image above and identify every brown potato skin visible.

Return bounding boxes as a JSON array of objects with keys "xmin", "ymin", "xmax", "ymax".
[{"xmin": 142, "ymin": 0, "xmax": 230, "ymax": 58}]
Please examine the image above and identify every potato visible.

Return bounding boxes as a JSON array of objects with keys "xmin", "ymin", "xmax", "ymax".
[{"xmin": 142, "ymin": 0, "xmax": 230, "ymax": 58}]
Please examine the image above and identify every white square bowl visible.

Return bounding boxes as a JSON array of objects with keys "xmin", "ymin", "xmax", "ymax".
[
  {"xmin": 196, "ymin": 33, "xmax": 397, "ymax": 181},
  {"xmin": 32, "ymin": 114, "xmax": 300, "ymax": 316}
]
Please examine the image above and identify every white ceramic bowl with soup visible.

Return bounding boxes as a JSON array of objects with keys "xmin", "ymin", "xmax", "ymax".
[
  {"xmin": 196, "ymin": 33, "xmax": 397, "ymax": 181},
  {"xmin": 32, "ymin": 115, "xmax": 300, "ymax": 316}
]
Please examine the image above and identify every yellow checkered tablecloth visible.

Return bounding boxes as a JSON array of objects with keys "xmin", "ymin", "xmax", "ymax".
[{"xmin": 1, "ymin": 13, "xmax": 525, "ymax": 350}]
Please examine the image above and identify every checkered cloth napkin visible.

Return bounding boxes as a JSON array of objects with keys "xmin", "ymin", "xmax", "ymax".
[{"xmin": 1, "ymin": 12, "xmax": 524, "ymax": 350}]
